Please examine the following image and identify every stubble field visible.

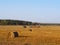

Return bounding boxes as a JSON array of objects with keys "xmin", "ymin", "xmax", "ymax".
[{"xmin": 0, "ymin": 25, "xmax": 60, "ymax": 45}]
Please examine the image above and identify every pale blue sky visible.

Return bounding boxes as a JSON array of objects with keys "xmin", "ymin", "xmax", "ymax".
[{"xmin": 0, "ymin": 0, "xmax": 60, "ymax": 23}]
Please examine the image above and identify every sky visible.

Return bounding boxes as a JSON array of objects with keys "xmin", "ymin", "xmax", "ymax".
[{"xmin": 0, "ymin": 0, "xmax": 60, "ymax": 23}]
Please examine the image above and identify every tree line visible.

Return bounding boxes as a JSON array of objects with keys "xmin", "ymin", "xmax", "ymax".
[
  {"xmin": 0, "ymin": 20, "xmax": 33, "ymax": 25},
  {"xmin": 0, "ymin": 19, "xmax": 41, "ymax": 26}
]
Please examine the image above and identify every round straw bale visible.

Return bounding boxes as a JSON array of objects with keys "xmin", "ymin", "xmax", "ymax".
[{"xmin": 8, "ymin": 31, "xmax": 19, "ymax": 39}]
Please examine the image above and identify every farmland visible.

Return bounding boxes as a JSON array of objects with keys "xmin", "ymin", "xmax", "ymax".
[{"xmin": 0, "ymin": 25, "xmax": 60, "ymax": 45}]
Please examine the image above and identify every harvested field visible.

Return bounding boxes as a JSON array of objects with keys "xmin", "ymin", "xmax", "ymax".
[{"xmin": 0, "ymin": 25, "xmax": 60, "ymax": 45}]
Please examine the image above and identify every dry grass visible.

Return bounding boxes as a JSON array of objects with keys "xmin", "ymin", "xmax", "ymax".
[{"xmin": 0, "ymin": 25, "xmax": 60, "ymax": 45}]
